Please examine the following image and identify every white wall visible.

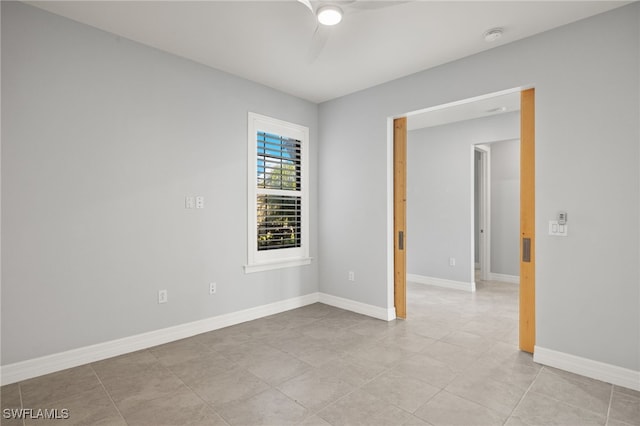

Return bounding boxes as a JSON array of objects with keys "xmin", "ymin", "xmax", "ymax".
[
  {"xmin": 406, "ymin": 112, "xmax": 519, "ymax": 284},
  {"xmin": 318, "ymin": 4, "xmax": 639, "ymax": 372},
  {"xmin": 1, "ymin": 2, "xmax": 318, "ymax": 365},
  {"xmin": 490, "ymin": 139, "xmax": 520, "ymax": 277}
]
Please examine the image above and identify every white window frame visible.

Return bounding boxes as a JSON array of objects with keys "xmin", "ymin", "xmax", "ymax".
[{"xmin": 245, "ymin": 112, "xmax": 310, "ymax": 273}]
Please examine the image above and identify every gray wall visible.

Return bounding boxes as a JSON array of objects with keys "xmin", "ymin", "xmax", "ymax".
[
  {"xmin": 1, "ymin": 2, "xmax": 318, "ymax": 365},
  {"xmin": 490, "ymin": 139, "xmax": 520, "ymax": 277},
  {"xmin": 406, "ymin": 113, "xmax": 519, "ymax": 283},
  {"xmin": 318, "ymin": 4, "xmax": 639, "ymax": 371}
]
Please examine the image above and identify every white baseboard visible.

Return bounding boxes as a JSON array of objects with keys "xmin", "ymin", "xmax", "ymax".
[
  {"xmin": 534, "ymin": 345, "xmax": 640, "ymax": 391},
  {"xmin": 407, "ymin": 273, "xmax": 476, "ymax": 292},
  {"xmin": 0, "ymin": 293, "xmax": 320, "ymax": 386},
  {"xmin": 319, "ymin": 293, "xmax": 396, "ymax": 321},
  {"xmin": 488, "ymin": 272, "xmax": 519, "ymax": 284},
  {"xmin": 0, "ymin": 291, "xmax": 397, "ymax": 385}
]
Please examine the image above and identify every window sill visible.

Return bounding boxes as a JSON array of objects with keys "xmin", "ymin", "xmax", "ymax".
[{"xmin": 244, "ymin": 257, "xmax": 312, "ymax": 274}]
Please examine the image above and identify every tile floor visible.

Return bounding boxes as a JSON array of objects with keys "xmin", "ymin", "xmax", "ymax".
[{"xmin": 2, "ymin": 280, "xmax": 638, "ymax": 425}]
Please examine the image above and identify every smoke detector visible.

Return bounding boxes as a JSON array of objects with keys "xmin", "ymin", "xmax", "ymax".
[{"xmin": 484, "ymin": 28, "xmax": 504, "ymax": 42}]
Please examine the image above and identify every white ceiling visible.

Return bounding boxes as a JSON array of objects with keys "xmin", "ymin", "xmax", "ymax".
[{"xmin": 28, "ymin": 0, "xmax": 631, "ymax": 103}]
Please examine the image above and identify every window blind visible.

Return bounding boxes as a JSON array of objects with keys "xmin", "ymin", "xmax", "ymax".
[{"xmin": 256, "ymin": 131, "xmax": 302, "ymax": 251}]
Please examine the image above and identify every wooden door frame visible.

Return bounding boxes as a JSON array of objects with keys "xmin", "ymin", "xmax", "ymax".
[
  {"xmin": 393, "ymin": 117, "xmax": 407, "ymax": 319},
  {"xmin": 519, "ymin": 88, "xmax": 535, "ymax": 353},
  {"xmin": 391, "ymin": 88, "xmax": 535, "ymax": 353}
]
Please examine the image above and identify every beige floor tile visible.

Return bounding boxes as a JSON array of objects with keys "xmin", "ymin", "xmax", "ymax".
[
  {"xmin": 300, "ymin": 414, "xmax": 333, "ymax": 425},
  {"xmin": 215, "ymin": 341, "xmax": 284, "ymax": 367},
  {"xmin": 277, "ymin": 368, "xmax": 355, "ymax": 411},
  {"xmin": 1, "ymin": 384, "xmax": 21, "ymax": 409},
  {"xmin": 440, "ymin": 330, "xmax": 490, "ymax": 350},
  {"xmin": 362, "ymin": 370, "xmax": 440, "ymax": 413},
  {"xmin": 295, "ymin": 345, "xmax": 342, "ymax": 368},
  {"xmin": 265, "ymin": 332, "xmax": 324, "ymax": 356},
  {"xmin": 20, "ymin": 365, "xmax": 101, "ymax": 407},
  {"xmin": 613, "ymin": 386, "xmax": 640, "ymax": 398},
  {"xmin": 316, "ymin": 313, "xmax": 374, "ymax": 331},
  {"xmin": 315, "ymin": 355, "xmax": 386, "ymax": 387},
  {"xmin": 379, "ymin": 331, "xmax": 435, "ymax": 353},
  {"xmin": 244, "ymin": 351, "xmax": 312, "ymax": 386},
  {"xmin": 445, "ymin": 373, "xmax": 527, "ymax": 416},
  {"xmin": 165, "ymin": 350, "xmax": 233, "ymax": 384},
  {"xmin": 316, "ymin": 389, "xmax": 414, "ymax": 426},
  {"xmin": 0, "ymin": 385, "xmax": 24, "ymax": 426},
  {"xmin": 217, "ymin": 388, "xmax": 308, "ymax": 426},
  {"xmin": 23, "ymin": 387, "xmax": 124, "ymax": 426},
  {"xmin": 102, "ymin": 364, "xmax": 185, "ymax": 407},
  {"xmin": 148, "ymin": 336, "xmax": 216, "ymax": 367},
  {"xmin": 117, "ymin": 385, "xmax": 224, "ymax": 426},
  {"xmin": 403, "ymin": 319, "xmax": 454, "ymax": 341},
  {"xmin": 302, "ymin": 327, "xmax": 372, "ymax": 353},
  {"xmin": 609, "ymin": 389, "xmax": 640, "ymax": 425},
  {"xmin": 347, "ymin": 343, "xmax": 415, "ymax": 370},
  {"xmin": 510, "ymin": 390, "xmax": 606, "ymax": 425},
  {"xmin": 467, "ymin": 360, "xmax": 541, "ymax": 392},
  {"xmin": 530, "ymin": 367, "xmax": 612, "ymax": 416},
  {"xmin": 348, "ymin": 317, "xmax": 399, "ymax": 338},
  {"xmin": 91, "ymin": 349, "xmax": 159, "ymax": 382},
  {"xmin": 183, "ymin": 365, "xmax": 270, "ymax": 408},
  {"xmin": 0, "ymin": 414, "xmax": 25, "ymax": 426},
  {"xmin": 392, "ymin": 353, "xmax": 458, "ymax": 388},
  {"xmin": 419, "ymin": 340, "xmax": 482, "ymax": 372},
  {"xmin": 192, "ymin": 327, "xmax": 253, "ymax": 352},
  {"xmin": 8, "ymin": 279, "xmax": 630, "ymax": 426},
  {"xmin": 606, "ymin": 419, "xmax": 639, "ymax": 426},
  {"xmin": 404, "ymin": 415, "xmax": 435, "ymax": 425},
  {"xmin": 414, "ymin": 391, "xmax": 506, "ymax": 426}
]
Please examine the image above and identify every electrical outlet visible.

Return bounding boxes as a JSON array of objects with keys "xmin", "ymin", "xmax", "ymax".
[
  {"xmin": 209, "ymin": 282, "xmax": 216, "ymax": 295},
  {"xmin": 158, "ymin": 289, "xmax": 168, "ymax": 304},
  {"xmin": 185, "ymin": 196, "xmax": 195, "ymax": 209},
  {"xmin": 196, "ymin": 196, "xmax": 204, "ymax": 209},
  {"xmin": 449, "ymin": 257, "xmax": 456, "ymax": 267},
  {"xmin": 348, "ymin": 271, "xmax": 355, "ymax": 281}
]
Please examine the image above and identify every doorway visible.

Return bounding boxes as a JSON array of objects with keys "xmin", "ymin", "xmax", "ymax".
[
  {"xmin": 475, "ymin": 145, "xmax": 490, "ymax": 283},
  {"xmin": 390, "ymin": 87, "xmax": 535, "ymax": 353}
]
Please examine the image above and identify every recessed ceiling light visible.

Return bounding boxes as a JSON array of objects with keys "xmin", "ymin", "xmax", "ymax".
[
  {"xmin": 484, "ymin": 28, "xmax": 504, "ymax": 42},
  {"xmin": 317, "ymin": 5, "xmax": 343, "ymax": 26}
]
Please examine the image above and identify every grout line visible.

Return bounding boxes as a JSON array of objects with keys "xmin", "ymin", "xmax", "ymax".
[
  {"xmin": 89, "ymin": 364, "xmax": 129, "ymax": 426},
  {"xmin": 503, "ymin": 363, "xmax": 544, "ymax": 425},
  {"xmin": 18, "ymin": 383, "xmax": 25, "ymax": 426},
  {"xmin": 154, "ymin": 350, "xmax": 238, "ymax": 425},
  {"xmin": 533, "ymin": 366, "xmax": 615, "ymax": 419},
  {"xmin": 605, "ymin": 385, "xmax": 614, "ymax": 426}
]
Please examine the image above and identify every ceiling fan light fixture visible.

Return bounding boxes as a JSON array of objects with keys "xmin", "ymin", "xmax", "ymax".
[{"xmin": 317, "ymin": 5, "xmax": 343, "ymax": 26}]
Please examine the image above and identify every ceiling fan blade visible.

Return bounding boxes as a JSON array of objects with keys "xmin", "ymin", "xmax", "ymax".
[
  {"xmin": 307, "ymin": 24, "xmax": 331, "ymax": 62},
  {"xmin": 345, "ymin": 0, "xmax": 412, "ymax": 11},
  {"xmin": 297, "ymin": 0, "xmax": 314, "ymax": 13}
]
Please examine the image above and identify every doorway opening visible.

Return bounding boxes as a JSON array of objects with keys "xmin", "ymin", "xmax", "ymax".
[
  {"xmin": 475, "ymin": 144, "xmax": 490, "ymax": 283},
  {"xmin": 388, "ymin": 87, "xmax": 535, "ymax": 353}
]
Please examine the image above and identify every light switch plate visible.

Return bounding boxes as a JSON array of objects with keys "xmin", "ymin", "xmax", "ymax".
[{"xmin": 549, "ymin": 220, "xmax": 568, "ymax": 236}]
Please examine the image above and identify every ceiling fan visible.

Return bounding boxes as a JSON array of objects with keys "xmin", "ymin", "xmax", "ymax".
[{"xmin": 296, "ymin": 0, "xmax": 409, "ymax": 61}]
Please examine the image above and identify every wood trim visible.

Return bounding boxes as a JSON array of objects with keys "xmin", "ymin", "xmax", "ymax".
[
  {"xmin": 394, "ymin": 117, "xmax": 407, "ymax": 319},
  {"xmin": 520, "ymin": 88, "xmax": 535, "ymax": 353}
]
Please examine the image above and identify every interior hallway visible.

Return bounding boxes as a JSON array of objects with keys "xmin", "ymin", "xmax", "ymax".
[{"xmin": 1, "ymin": 280, "xmax": 638, "ymax": 425}]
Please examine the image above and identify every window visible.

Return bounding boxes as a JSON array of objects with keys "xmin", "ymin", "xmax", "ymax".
[{"xmin": 245, "ymin": 113, "xmax": 310, "ymax": 273}]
